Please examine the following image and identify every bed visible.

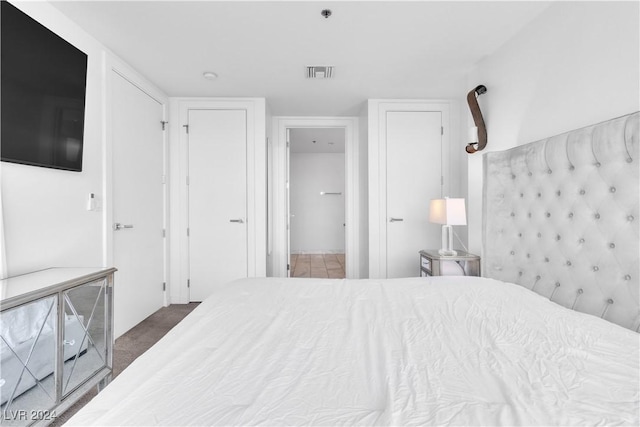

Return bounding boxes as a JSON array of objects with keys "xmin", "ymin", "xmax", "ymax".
[{"xmin": 67, "ymin": 112, "xmax": 639, "ymax": 426}]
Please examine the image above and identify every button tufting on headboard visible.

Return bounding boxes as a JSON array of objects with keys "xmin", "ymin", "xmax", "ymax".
[{"xmin": 483, "ymin": 112, "xmax": 640, "ymax": 331}]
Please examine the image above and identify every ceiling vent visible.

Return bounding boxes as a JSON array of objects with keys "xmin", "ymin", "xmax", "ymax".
[{"xmin": 306, "ymin": 65, "xmax": 334, "ymax": 79}]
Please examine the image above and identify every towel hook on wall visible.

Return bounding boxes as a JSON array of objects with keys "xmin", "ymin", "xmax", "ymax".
[{"xmin": 465, "ymin": 85, "xmax": 488, "ymax": 154}]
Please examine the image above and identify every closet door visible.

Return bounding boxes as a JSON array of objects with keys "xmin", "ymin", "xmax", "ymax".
[
  {"xmin": 188, "ymin": 109, "xmax": 247, "ymax": 301},
  {"xmin": 112, "ymin": 72, "xmax": 165, "ymax": 338},
  {"xmin": 386, "ymin": 111, "xmax": 442, "ymax": 278},
  {"xmin": 368, "ymin": 100, "xmax": 448, "ymax": 279}
]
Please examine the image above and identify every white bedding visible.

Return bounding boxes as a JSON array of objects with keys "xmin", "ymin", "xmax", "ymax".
[{"xmin": 67, "ymin": 277, "xmax": 639, "ymax": 426}]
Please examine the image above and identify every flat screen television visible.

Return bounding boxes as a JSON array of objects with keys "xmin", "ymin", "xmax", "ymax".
[{"xmin": 1, "ymin": 1, "xmax": 88, "ymax": 172}]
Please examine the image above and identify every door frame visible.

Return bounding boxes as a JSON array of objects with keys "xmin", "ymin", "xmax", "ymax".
[
  {"xmin": 367, "ymin": 100, "xmax": 452, "ymax": 279},
  {"xmin": 168, "ymin": 98, "xmax": 267, "ymax": 304},
  {"xmin": 103, "ymin": 52, "xmax": 169, "ymax": 308},
  {"xmin": 272, "ymin": 117, "xmax": 360, "ymax": 278}
]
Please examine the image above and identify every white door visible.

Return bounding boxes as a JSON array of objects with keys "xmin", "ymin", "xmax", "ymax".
[
  {"xmin": 386, "ymin": 111, "xmax": 442, "ymax": 278},
  {"xmin": 112, "ymin": 72, "xmax": 165, "ymax": 338},
  {"xmin": 188, "ymin": 109, "xmax": 247, "ymax": 301}
]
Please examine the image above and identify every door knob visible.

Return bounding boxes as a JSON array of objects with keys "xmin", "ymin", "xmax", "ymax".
[
  {"xmin": 113, "ymin": 223, "xmax": 134, "ymax": 231},
  {"xmin": 389, "ymin": 218, "xmax": 404, "ymax": 222},
  {"xmin": 229, "ymin": 219, "xmax": 244, "ymax": 224}
]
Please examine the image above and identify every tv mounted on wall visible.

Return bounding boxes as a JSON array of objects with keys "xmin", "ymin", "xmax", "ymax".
[{"xmin": 1, "ymin": 1, "xmax": 88, "ymax": 172}]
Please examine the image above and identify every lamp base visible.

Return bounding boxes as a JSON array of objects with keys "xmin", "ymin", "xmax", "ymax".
[{"xmin": 439, "ymin": 225, "xmax": 457, "ymax": 256}]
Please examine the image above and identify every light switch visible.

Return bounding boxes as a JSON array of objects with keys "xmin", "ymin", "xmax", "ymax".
[{"xmin": 87, "ymin": 193, "xmax": 96, "ymax": 211}]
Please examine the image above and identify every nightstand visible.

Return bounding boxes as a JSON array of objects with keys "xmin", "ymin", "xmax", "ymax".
[{"xmin": 419, "ymin": 250, "xmax": 480, "ymax": 277}]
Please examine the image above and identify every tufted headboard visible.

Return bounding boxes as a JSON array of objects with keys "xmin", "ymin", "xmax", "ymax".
[{"xmin": 483, "ymin": 112, "xmax": 639, "ymax": 331}]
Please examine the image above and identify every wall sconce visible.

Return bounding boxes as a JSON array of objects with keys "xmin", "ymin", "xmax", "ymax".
[{"xmin": 466, "ymin": 85, "xmax": 487, "ymax": 154}]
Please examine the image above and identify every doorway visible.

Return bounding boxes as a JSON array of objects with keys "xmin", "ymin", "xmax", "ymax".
[
  {"xmin": 288, "ymin": 128, "xmax": 346, "ymax": 278},
  {"xmin": 110, "ymin": 70, "xmax": 166, "ymax": 338},
  {"xmin": 271, "ymin": 116, "xmax": 360, "ymax": 279},
  {"xmin": 367, "ymin": 100, "xmax": 450, "ymax": 279},
  {"xmin": 187, "ymin": 109, "xmax": 248, "ymax": 301}
]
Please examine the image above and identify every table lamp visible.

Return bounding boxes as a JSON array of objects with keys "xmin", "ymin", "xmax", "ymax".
[{"xmin": 429, "ymin": 198, "xmax": 466, "ymax": 256}]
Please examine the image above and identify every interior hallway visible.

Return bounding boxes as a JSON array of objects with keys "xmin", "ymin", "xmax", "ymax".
[{"xmin": 291, "ymin": 253, "xmax": 345, "ymax": 278}]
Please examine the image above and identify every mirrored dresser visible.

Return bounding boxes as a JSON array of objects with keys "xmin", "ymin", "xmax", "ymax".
[
  {"xmin": 0, "ymin": 268, "xmax": 116, "ymax": 426},
  {"xmin": 419, "ymin": 250, "xmax": 480, "ymax": 277}
]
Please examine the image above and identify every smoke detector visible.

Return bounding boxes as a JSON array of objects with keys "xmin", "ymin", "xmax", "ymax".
[{"xmin": 306, "ymin": 65, "xmax": 334, "ymax": 79}]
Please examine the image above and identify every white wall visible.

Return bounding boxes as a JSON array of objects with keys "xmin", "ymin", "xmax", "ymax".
[
  {"xmin": 2, "ymin": 3, "xmax": 170, "ymax": 341},
  {"xmin": 466, "ymin": 1, "xmax": 640, "ymax": 256},
  {"xmin": 2, "ymin": 2, "xmax": 107, "ymax": 276},
  {"xmin": 290, "ymin": 153, "xmax": 345, "ymax": 253}
]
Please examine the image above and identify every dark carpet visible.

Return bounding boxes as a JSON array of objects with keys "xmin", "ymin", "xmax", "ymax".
[{"xmin": 52, "ymin": 303, "xmax": 200, "ymax": 426}]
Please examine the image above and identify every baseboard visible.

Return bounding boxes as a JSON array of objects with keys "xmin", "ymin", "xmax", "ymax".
[{"xmin": 291, "ymin": 250, "xmax": 345, "ymax": 255}]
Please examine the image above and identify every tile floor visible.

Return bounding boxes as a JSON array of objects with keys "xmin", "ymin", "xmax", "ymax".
[{"xmin": 291, "ymin": 253, "xmax": 346, "ymax": 278}]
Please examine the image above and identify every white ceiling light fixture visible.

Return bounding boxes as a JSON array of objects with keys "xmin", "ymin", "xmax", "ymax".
[
  {"xmin": 306, "ymin": 65, "xmax": 334, "ymax": 79},
  {"xmin": 202, "ymin": 71, "xmax": 218, "ymax": 80}
]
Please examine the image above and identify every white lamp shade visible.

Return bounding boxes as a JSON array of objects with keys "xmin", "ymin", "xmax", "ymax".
[{"xmin": 429, "ymin": 198, "xmax": 467, "ymax": 225}]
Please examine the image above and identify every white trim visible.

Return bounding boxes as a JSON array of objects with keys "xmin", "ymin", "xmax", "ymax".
[
  {"xmin": 169, "ymin": 98, "xmax": 266, "ymax": 303},
  {"xmin": 272, "ymin": 116, "xmax": 360, "ymax": 278},
  {"xmin": 103, "ymin": 52, "xmax": 170, "ymax": 305},
  {"xmin": 367, "ymin": 100, "xmax": 451, "ymax": 279}
]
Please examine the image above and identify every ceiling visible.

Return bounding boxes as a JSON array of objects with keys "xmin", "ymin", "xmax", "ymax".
[{"xmin": 51, "ymin": 1, "xmax": 552, "ymax": 116}]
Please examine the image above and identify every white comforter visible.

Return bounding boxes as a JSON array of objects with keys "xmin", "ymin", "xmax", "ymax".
[{"xmin": 67, "ymin": 277, "xmax": 640, "ymax": 426}]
